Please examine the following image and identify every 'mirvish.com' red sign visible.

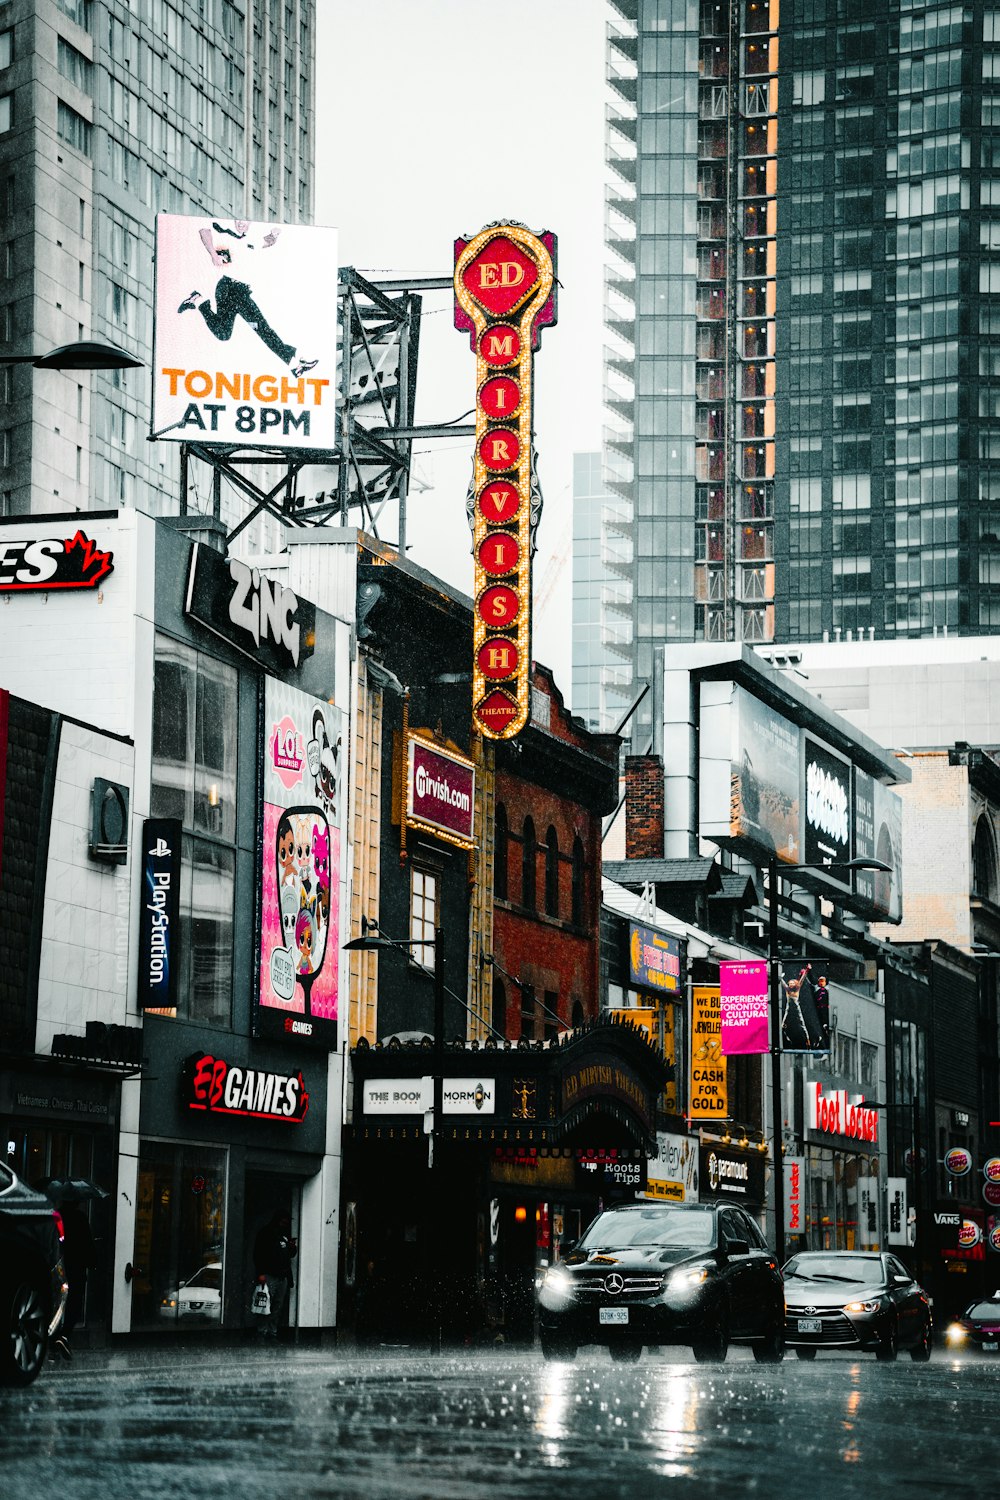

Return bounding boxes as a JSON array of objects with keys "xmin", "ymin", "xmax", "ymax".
[{"xmin": 406, "ymin": 736, "xmax": 475, "ymax": 849}]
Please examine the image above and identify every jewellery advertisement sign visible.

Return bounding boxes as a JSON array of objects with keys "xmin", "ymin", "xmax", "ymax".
[
  {"xmin": 689, "ymin": 986, "xmax": 727, "ymax": 1120},
  {"xmin": 257, "ymin": 679, "xmax": 343, "ymax": 1047},
  {"xmin": 454, "ymin": 222, "xmax": 557, "ymax": 739}
]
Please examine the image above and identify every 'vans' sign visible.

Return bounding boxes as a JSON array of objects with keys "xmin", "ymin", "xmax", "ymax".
[{"xmin": 185, "ymin": 542, "xmax": 316, "ymax": 673}]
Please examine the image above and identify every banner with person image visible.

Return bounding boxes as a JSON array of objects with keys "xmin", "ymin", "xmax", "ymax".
[
  {"xmin": 779, "ymin": 959, "xmax": 831, "ymax": 1053},
  {"xmin": 257, "ymin": 679, "xmax": 343, "ymax": 1047},
  {"xmin": 151, "ymin": 213, "xmax": 338, "ymax": 449}
]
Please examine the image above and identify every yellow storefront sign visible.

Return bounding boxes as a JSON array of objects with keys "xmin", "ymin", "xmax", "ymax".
[
  {"xmin": 629, "ymin": 1004, "xmax": 678, "ymax": 1114},
  {"xmin": 690, "ymin": 985, "xmax": 728, "ymax": 1119}
]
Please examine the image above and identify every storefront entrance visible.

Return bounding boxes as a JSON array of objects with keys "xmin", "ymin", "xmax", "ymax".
[
  {"xmin": 132, "ymin": 1141, "xmax": 227, "ymax": 1332},
  {"xmin": 243, "ymin": 1170, "xmax": 300, "ymax": 1334}
]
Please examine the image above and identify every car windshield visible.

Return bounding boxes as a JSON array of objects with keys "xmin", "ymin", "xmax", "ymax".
[
  {"xmin": 578, "ymin": 1207, "xmax": 715, "ymax": 1251},
  {"xmin": 785, "ymin": 1254, "xmax": 882, "ymax": 1285},
  {"xmin": 967, "ymin": 1299, "xmax": 1000, "ymax": 1319},
  {"xmin": 184, "ymin": 1265, "xmax": 222, "ymax": 1291}
]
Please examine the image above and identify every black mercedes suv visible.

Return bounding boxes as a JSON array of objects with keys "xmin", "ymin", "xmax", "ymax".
[
  {"xmin": 0, "ymin": 1164, "xmax": 67, "ymax": 1385},
  {"xmin": 537, "ymin": 1201, "xmax": 784, "ymax": 1364}
]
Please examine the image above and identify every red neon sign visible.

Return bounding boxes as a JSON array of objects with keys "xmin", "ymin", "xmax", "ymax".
[
  {"xmin": 454, "ymin": 222, "xmax": 557, "ymax": 739},
  {"xmin": 182, "ymin": 1052, "xmax": 309, "ymax": 1123}
]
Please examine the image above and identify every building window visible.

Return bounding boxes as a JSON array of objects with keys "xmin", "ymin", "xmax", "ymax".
[
  {"xmin": 837, "ymin": 1032, "xmax": 857, "ymax": 1080},
  {"xmin": 492, "ymin": 976, "xmax": 506, "ymax": 1039},
  {"xmin": 544, "ymin": 826, "xmax": 559, "ymax": 918},
  {"xmin": 521, "ymin": 817, "xmax": 537, "ymax": 910},
  {"xmin": 0, "ymin": 30, "xmax": 12, "ymax": 70},
  {"xmin": 494, "ymin": 802, "xmax": 508, "ymax": 902},
  {"xmin": 544, "ymin": 989, "xmax": 559, "ymax": 1041},
  {"xmin": 56, "ymin": 0, "xmax": 92, "ymax": 28},
  {"xmin": 150, "ymin": 636, "xmax": 238, "ymax": 1027},
  {"xmin": 57, "ymin": 37, "xmax": 92, "ymax": 92},
  {"xmin": 519, "ymin": 982, "xmax": 536, "ymax": 1041},
  {"xmin": 57, "ymin": 101, "xmax": 92, "ymax": 155},
  {"xmin": 571, "ymin": 836, "xmax": 586, "ymax": 926},
  {"xmin": 571, "ymin": 998, "xmax": 585, "ymax": 1029},
  {"xmin": 861, "ymin": 1040, "xmax": 879, "ymax": 1093},
  {"xmin": 0, "ymin": 94, "xmax": 11, "ymax": 134},
  {"xmin": 409, "ymin": 867, "xmax": 437, "ymax": 972},
  {"xmin": 973, "ymin": 815, "xmax": 999, "ymax": 901}
]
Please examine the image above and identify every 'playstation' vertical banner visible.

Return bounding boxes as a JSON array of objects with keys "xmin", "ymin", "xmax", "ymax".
[
  {"xmin": 151, "ymin": 213, "xmax": 339, "ymax": 449},
  {"xmin": 137, "ymin": 818, "xmax": 182, "ymax": 1011}
]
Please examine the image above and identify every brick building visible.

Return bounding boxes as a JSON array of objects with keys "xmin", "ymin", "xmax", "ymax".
[{"xmin": 490, "ymin": 665, "xmax": 619, "ymax": 1040}]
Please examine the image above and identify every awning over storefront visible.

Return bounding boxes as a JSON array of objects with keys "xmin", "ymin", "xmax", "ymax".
[{"xmin": 351, "ymin": 1014, "xmax": 669, "ymax": 1152}]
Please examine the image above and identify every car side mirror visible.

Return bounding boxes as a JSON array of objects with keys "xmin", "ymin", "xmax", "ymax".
[
  {"xmin": 727, "ymin": 1238, "xmax": 750, "ymax": 1257},
  {"xmin": 892, "ymin": 1274, "xmax": 911, "ymax": 1285}
]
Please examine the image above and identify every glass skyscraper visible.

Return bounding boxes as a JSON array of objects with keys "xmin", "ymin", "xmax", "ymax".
[
  {"xmin": 0, "ymin": 0, "xmax": 314, "ymax": 521},
  {"xmin": 604, "ymin": 0, "xmax": 1000, "ymax": 739}
]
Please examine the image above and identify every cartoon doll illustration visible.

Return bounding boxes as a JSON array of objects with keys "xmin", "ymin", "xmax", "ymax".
[
  {"xmin": 307, "ymin": 706, "xmax": 340, "ymax": 824},
  {"xmin": 293, "ymin": 814, "xmax": 314, "ymax": 896},
  {"xmin": 313, "ymin": 825, "xmax": 331, "ymax": 929},
  {"xmin": 295, "ymin": 904, "xmax": 315, "ymax": 975},
  {"xmin": 280, "ymin": 884, "xmax": 299, "ymax": 951},
  {"xmin": 277, "ymin": 813, "xmax": 296, "ymax": 888}
]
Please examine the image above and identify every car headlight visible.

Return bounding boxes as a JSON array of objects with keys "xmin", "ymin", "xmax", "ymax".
[
  {"xmin": 538, "ymin": 1265, "xmax": 575, "ymax": 1310},
  {"xmin": 161, "ymin": 1297, "xmax": 177, "ymax": 1308},
  {"xmin": 844, "ymin": 1299, "xmax": 884, "ymax": 1314},
  {"xmin": 946, "ymin": 1323, "xmax": 968, "ymax": 1345},
  {"xmin": 668, "ymin": 1265, "xmax": 712, "ymax": 1293}
]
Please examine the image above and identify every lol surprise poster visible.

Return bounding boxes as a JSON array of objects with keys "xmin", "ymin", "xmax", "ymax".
[{"xmin": 258, "ymin": 678, "xmax": 342, "ymax": 1046}]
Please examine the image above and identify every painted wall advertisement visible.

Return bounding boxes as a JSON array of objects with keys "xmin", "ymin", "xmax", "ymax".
[
  {"xmin": 689, "ymin": 985, "xmax": 727, "ymax": 1120},
  {"xmin": 152, "ymin": 214, "xmax": 338, "ymax": 449},
  {"xmin": 719, "ymin": 959, "xmax": 769, "ymax": 1055},
  {"xmin": 257, "ymin": 679, "xmax": 343, "ymax": 1046}
]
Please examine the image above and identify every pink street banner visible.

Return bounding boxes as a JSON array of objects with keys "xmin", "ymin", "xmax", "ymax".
[{"xmin": 720, "ymin": 960, "xmax": 769, "ymax": 1056}]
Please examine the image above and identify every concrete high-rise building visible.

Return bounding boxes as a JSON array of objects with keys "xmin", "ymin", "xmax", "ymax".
[
  {"xmin": 0, "ymin": 0, "xmax": 315, "ymax": 519},
  {"xmin": 571, "ymin": 450, "xmax": 630, "ymax": 731},
  {"xmin": 605, "ymin": 0, "xmax": 1000, "ymax": 740}
]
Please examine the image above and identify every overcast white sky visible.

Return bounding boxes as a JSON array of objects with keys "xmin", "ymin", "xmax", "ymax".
[{"xmin": 315, "ymin": 0, "xmax": 607, "ymax": 699}]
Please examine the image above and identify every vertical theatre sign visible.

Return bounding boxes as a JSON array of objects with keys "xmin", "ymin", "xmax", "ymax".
[{"xmin": 454, "ymin": 223, "xmax": 557, "ymax": 738}]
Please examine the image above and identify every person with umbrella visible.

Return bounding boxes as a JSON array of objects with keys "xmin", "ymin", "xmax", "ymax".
[{"xmin": 37, "ymin": 1178, "xmax": 105, "ymax": 1360}]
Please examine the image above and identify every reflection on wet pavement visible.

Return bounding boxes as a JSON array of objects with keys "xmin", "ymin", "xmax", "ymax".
[{"xmin": 1, "ymin": 1346, "xmax": 997, "ymax": 1499}]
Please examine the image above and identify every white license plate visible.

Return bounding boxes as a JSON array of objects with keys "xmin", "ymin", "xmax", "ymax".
[
  {"xmin": 600, "ymin": 1307, "xmax": 629, "ymax": 1326},
  {"xmin": 797, "ymin": 1318, "xmax": 822, "ymax": 1334},
  {"xmin": 983, "ymin": 1341, "xmax": 998, "ymax": 1352}
]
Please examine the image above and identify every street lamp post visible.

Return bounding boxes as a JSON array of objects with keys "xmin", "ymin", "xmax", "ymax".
[
  {"xmin": 344, "ymin": 924, "xmax": 445, "ymax": 1161},
  {"xmin": 0, "ymin": 339, "xmax": 142, "ymax": 370},
  {"xmin": 767, "ymin": 856, "xmax": 892, "ymax": 1267}
]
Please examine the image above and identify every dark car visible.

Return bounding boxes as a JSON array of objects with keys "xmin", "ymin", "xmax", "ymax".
[
  {"xmin": 0, "ymin": 1163, "xmax": 67, "ymax": 1385},
  {"xmin": 536, "ymin": 1201, "xmax": 785, "ymax": 1364},
  {"xmin": 945, "ymin": 1292, "xmax": 1000, "ymax": 1354},
  {"xmin": 783, "ymin": 1250, "xmax": 932, "ymax": 1362}
]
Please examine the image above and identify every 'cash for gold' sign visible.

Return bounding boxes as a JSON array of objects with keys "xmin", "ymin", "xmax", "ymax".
[
  {"xmin": 689, "ymin": 986, "xmax": 728, "ymax": 1120},
  {"xmin": 454, "ymin": 224, "xmax": 557, "ymax": 738}
]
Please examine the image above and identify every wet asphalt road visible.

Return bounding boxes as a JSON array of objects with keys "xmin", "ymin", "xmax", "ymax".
[{"xmin": 2, "ymin": 1343, "xmax": 997, "ymax": 1500}]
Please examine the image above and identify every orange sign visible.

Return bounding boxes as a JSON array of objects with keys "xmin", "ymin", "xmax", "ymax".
[{"xmin": 454, "ymin": 223, "xmax": 557, "ymax": 738}]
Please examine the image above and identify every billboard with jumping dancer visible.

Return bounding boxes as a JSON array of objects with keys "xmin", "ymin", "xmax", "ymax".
[{"xmin": 151, "ymin": 214, "xmax": 338, "ymax": 450}]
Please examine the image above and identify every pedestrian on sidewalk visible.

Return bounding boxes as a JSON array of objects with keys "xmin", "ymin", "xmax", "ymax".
[
  {"xmin": 53, "ymin": 1203, "xmax": 96, "ymax": 1361},
  {"xmin": 253, "ymin": 1209, "xmax": 297, "ymax": 1341}
]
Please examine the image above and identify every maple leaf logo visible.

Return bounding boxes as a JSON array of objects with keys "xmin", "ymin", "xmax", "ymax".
[{"xmin": 63, "ymin": 530, "xmax": 115, "ymax": 586}]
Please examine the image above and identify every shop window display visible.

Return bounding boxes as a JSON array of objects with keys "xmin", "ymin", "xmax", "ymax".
[{"xmin": 132, "ymin": 1142, "xmax": 227, "ymax": 1331}]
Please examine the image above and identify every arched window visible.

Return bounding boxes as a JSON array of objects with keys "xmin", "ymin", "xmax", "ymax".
[
  {"xmin": 571, "ymin": 999, "xmax": 585, "ymax": 1030},
  {"xmin": 520, "ymin": 982, "xmax": 536, "ymax": 1040},
  {"xmin": 571, "ymin": 836, "xmax": 586, "ymax": 927},
  {"xmin": 522, "ymin": 817, "xmax": 537, "ymax": 909},
  {"xmin": 495, "ymin": 802, "xmax": 509, "ymax": 902},
  {"xmin": 492, "ymin": 976, "xmax": 507, "ymax": 1039},
  {"xmin": 545, "ymin": 825, "xmax": 559, "ymax": 917},
  {"xmin": 974, "ymin": 815, "xmax": 998, "ymax": 901}
]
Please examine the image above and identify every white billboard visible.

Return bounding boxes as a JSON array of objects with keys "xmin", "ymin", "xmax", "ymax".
[{"xmin": 151, "ymin": 214, "xmax": 338, "ymax": 450}]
